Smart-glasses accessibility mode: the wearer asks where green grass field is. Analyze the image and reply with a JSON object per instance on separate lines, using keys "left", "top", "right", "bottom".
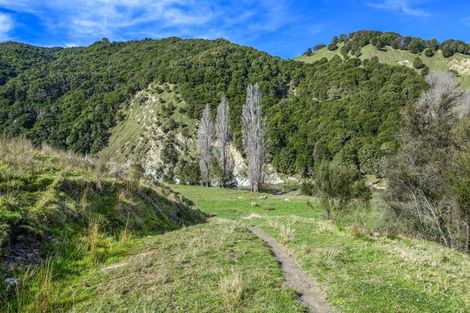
{"left": 171, "top": 185, "right": 470, "bottom": 313}
{"left": 5, "top": 180, "right": 469, "bottom": 312}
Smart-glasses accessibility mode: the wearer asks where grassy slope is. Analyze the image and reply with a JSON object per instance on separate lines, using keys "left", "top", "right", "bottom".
{"left": 297, "top": 44, "right": 470, "bottom": 88}
{"left": 53, "top": 220, "right": 305, "bottom": 312}
{"left": 100, "top": 83, "right": 193, "bottom": 158}
{"left": 100, "top": 82, "right": 197, "bottom": 172}
{"left": 172, "top": 185, "right": 470, "bottom": 313}
{"left": 0, "top": 138, "right": 205, "bottom": 311}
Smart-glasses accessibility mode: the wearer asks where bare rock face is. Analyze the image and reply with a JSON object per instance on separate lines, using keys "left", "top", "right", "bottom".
{"left": 448, "top": 58, "right": 470, "bottom": 75}
{"left": 230, "top": 146, "right": 294, "bottom": 187}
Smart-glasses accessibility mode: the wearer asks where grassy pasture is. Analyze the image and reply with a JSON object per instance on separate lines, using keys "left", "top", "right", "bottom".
{"left": 173, "top": 185, "right": 470, "bottom": 313}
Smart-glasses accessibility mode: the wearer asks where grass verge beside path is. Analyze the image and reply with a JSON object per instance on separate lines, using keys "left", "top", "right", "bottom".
{"left": 172, "top": 185, "right": 470, "bottom": 313}
{"left": 51, "top": 219, "right": 305, "bottom": 312}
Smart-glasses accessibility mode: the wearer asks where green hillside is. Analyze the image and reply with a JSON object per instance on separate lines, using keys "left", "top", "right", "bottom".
{"left": 299, "top": 31, "right": 470, "bottom": 88}
{"left": 0, "top": 136, "right": 205, "bottom": 293}
{"left": 0, "top": 38, "right": 425, "bottom": 178}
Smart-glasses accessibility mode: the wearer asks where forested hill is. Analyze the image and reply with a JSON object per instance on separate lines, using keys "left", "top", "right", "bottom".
{"left": 299, "top": 30, "right": 470, "bottom": 88}
{"left": 0, "top": 42, "right": 59, "bottom": 85}
{"left": 0, "top": 37, "right": 426, "bottom": 177}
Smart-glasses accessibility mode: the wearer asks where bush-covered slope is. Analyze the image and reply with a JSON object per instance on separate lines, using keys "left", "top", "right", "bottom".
{"left": 268, "top": 56, "right": 426, "bottom": 175}
{"left": 0, "top": 37, "right": 426, "bottom": 176}
{"left": 299, "top": 31, "right": 470, "bottom": 88}
{"left": 0, "top": 136, "right": 205, "bottom": 272}
{"left": 0, "top": 42, "right": 59, "bottom": 86}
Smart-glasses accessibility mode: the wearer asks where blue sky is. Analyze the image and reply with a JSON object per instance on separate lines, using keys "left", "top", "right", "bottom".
{"left": 0, "top": 0, "right": 469, "bottom": 58}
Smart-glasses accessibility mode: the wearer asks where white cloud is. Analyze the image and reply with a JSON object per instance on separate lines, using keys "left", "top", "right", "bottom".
{"left": 0, "top": 13, "right": 14, "bottom": 41}
{"left": 367, "top": 0, "right": 430, "bottom": 17}
{"left": 0, "top": 0, "right": 292, "bottom": 44}
{"left": 65, "top": 42, "right": 79, "bottom": 47}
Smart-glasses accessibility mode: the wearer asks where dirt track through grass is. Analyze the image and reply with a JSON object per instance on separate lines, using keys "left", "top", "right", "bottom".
{"left": 249, "top": 226, "right": 335, "bottom": 313}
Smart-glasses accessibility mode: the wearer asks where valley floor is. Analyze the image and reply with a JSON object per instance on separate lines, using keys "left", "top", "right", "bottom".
{"left": 22, "top": 185, "right": 470, "bottom": 312}
{"left": 171, "top": 186, "right": 470, "bottom": 313}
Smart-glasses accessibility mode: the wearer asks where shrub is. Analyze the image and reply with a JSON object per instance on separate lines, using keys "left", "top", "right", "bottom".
{"left": 447, "top": 114, "right": 470, "bottom": 252}
{"left": 313, "top": 161, "right": 371, "bottom": 219}
{"left": 424, "top": 48, "right": 435, "bottom": 57}
{"left": 210, "top": 159, "right": 237, "bottom": 188}
{"left": 421, "top": 66, "right": 430, "bottom": 76}
{"left": 413, "top": 57, "right": 425, "bottom": 69}
{"left": 327, "top": 43, "right": 338, "bottom": 51}
{"left": 176, "top": 158, "right": 201, "bottom": 185}
{"left": 300, "top": 180, "right": 315, "bottom": 196}
{"left": 384, "top": 72, "right": 470, "bottom": 251}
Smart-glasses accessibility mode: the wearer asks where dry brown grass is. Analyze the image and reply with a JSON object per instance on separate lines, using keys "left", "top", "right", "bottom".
{"left": 280, "top": 224, "right": 296, "bottom": 243}
{"left": 119, "top": 215, "right": 133, "bottom": 242}
{"left": 349, "top": 223, "right": 370, "bottom": 240}
{"left": 219, "top": 268, "right": 244, "bottom": 310}
{"left": 79, "top": 184, "right": 92, "bottom": 210}
{"left": 88, "top": 219, "right": 100, "bottom": 262}
{"left": 0, "top": 136, "right": 138, "bottom": 185}
{"left": 317, "top": 247, "right": 344, "bottom": 268}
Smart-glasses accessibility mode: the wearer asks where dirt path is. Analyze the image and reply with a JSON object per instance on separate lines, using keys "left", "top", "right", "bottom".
{"left": 249, "top": 227, "right": 336, "bottom": 313}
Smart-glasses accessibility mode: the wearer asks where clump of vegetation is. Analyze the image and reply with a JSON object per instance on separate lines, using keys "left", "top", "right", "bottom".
{"left": 424, "top": 48, "right": 435, "bottom": 57}
{"left": 384, "top": 72, "right": 470, "bottom": 251}
{"left": 176, "top": 157, "right": 201, "bottom": 185}
{"left": 310, "top": 161, "right": 371, "bottom": 219}
{"left": 413, "top": 56, "right": 425, "bottom": 69}
{"left": 219, "top": 268, "right": 245, "bottom": 310}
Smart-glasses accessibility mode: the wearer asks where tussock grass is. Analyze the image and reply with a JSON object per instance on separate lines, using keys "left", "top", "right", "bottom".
{"left": 88, "top": 219, "right": 100, "bottom": 263}
{"left": 219, "top": 268, "right": 244, "bottom": 310}
{"left": 119, "top": 215, "right": 132, "bottom": 243}
{"left": 280, "top": 224, "right": 296, "bottom": 243}
{"left": 9, "top": 259, "right": 54, "bottom": 313}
